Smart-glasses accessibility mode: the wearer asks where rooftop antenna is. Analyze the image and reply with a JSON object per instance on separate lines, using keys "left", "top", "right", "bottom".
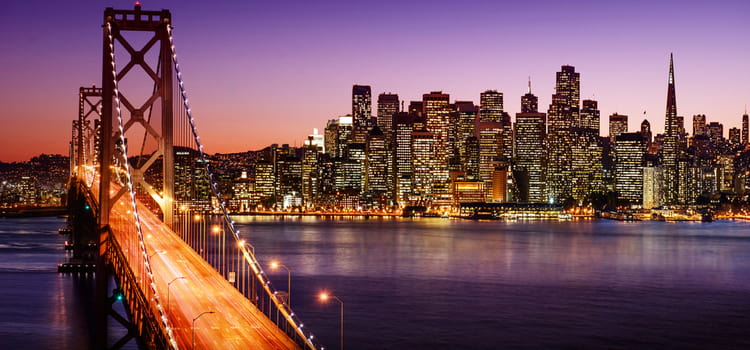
{"left": 527, "top": 76, "right": 531, "bottom": 94}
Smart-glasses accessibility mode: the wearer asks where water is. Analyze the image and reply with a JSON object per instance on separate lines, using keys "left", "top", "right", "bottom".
{"left": 1, "top": 217, "right": 749, "bottom": 349}
{"left": 0, "top": 217, "right": 132, "bottom": 350}
{"left": 237, "top": 217, "right": 750, "bottom": 350}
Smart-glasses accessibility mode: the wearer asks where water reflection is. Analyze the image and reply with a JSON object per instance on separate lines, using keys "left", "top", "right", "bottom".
{"left": 238, "top": 217, "right": 750, "bottom": 349}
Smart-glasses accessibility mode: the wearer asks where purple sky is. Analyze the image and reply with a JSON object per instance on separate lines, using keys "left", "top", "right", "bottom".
{"left": 1, "top": 0, "right": 748, "bottom": 161}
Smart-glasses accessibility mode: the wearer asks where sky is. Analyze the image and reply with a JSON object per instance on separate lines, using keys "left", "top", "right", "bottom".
{"left": 0, "top": 0, "right": 749, "bottom": 161}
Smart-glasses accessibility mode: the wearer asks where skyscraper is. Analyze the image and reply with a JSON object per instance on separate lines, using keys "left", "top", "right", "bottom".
{"left": 477, "top": 120, "right": 503, "bottom": 201}
{"left": 692, "top": 114, "right": 707, "bottom": 137}
{"left": 454, "top": 101, "right": 478, "bottom": 166}
{"left": 662, "top": 53, "right": 680, "bottom": 204}
{"left": 393, "top": 112, "right": 415, "bottom": 205}
{"left": 422, "top": 91, "right": 451, "bottom": 186}
{"left": 546, "top": 65, "right": 580, "bottom": 203}
{"left": 301, "top": 137, "right": 319, "bottom": 206}
{"left": 609, "top": 113, "right": 628, "bottom": 140}
{"left": 352, "top": 85, "right": 372, "bottom": 128}
{"left": 411, "top": 127, "right": 435, "bottom": 200}
{"left": 521, "top": 78, "right": 538, "bottom": 113}
{"left": 614, "top": 132, "right": 646, "bottom": 205}
{"left": 729, "top": 127, "right": 741, "bottom": 146}
{"left": 515, "top": 108, "right": 547, "bottom": 203}
{"left": 641, "top": 119, "right": 652, "bottom": 146}
{"left": 742, "top": 109, "right": 749, "bottom": 145}
{"left": 377, "top": 93, "right": 399, "bottom": 200}
{"left": 365, "top": 126, "right": 388, "bottom": 194}
{"left": 377, "top": 93, "right": 400, "bottom": 140}
{"left": 572, "top": 99, "right": 603, "bottom": 203}
{"left": 479, "top": 90, "right": 504, "bottom": 122}
{"left": 707, "top": 121, "right": 724, "bottom": 147}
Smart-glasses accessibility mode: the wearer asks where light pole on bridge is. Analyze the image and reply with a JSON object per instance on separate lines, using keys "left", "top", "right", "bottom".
{"left": 192, "top": 311, "right": 214, "bottom": 350}
{"left": 320, "top": 292, "right": 344, "bottom": 350}
{"left": 270, "top": 261, "right": 292, "bottom": 307}
{"left": 167, "top": 276, "right": 186, "bottom": 314}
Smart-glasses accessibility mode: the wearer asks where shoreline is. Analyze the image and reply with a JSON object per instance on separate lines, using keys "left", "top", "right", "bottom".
{"left": 0, "top": 207, "right": 67, "bottom": 218}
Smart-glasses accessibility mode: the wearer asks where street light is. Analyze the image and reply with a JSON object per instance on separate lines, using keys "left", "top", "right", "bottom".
{"left": 270, "top": 261, "right": 291, "bottom": 307}
{"left": 192, "top": 311, "right": 214, "bottom": 350}
{"left": 319, "top": 292, "right": 344, "bottom": 350}
{"left": 167, "top": 276, "right": 186, "bottom": 314}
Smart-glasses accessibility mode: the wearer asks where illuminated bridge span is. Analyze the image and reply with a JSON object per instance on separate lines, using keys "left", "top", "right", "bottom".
{"left": 66, "top": 4, "right": 321, "bottom": 349}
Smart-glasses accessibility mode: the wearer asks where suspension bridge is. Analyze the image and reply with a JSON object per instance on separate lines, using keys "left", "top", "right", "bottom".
{"left": 64, "top": 4, "right": 322, "bottom": 349}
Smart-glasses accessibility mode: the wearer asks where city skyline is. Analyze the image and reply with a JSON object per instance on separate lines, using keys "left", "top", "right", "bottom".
{"left": 1, "top": 0, "right": 749, "bottom": 161}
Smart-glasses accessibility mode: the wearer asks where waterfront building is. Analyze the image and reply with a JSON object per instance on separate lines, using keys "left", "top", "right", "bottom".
{"left": 393, "top": 112, "right": 415, "bottom": 205}
{"left": 411, "top": 127, "right": 435, "bottom": 201}
{"left": 365, "top": 126, "right": 388, "bottom": 194}
{"left": 642, "top": 166, "right": 662, "bottom": 209}
{"left": 546, "top": 65, "right": 579, "bottom": 203}
{"left": 477, "top": 120, "right": 503, "bottom": 200}
{"left": 464, "top": 136, "right": 480, "bottom": 182}
{"left": 230, "top": 171, "right": 254, "bottom": 212}
{"left": 377, "top": 93, "right": 399, "bottom": 201}
{"left": 514, "top": 109, "right": 547, "bottom": 203}
{"left": 175, "top": 148, "right": 210, "bottom": 206}
{"left": 255, "top": 161, "right": 275, "bottom": 205}
{"left": 301, "top": 137, "right": 319, "bottom": 206}
{"left": 491, "top": 169, "right": 510, "bottom": 202}
{"left": 276, "top": 154, "right": 302, "bottom": 208}
{"left": 452, "top": 181, "right": 485, "bottom": 206}
{"left": 455, "top": 101, "right": 478, "bottom": 166}
{"left": 614, "top": 132, "right": 646, "bottom": 206}
{"left": 572, "top": 100, "right": 604, "bottom": 203}
{"left": 317, "top": 154, "right": 336, "bottom": 197}
{"left": 346, "top": 143, "right": 365, "bottom": 192}
{"left": 423, "top": 91, "right": 451, "bottom": 184}
{"left": 479, "top": 90, "right": 512, "bottom": 168}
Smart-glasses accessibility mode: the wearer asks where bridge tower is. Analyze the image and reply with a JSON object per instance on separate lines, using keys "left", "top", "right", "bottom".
{"left": 99, "top": 4, "right": 174, "bottom": 229}
{"left": 98, "top": 5, "right": 174, "bottom": 348}
{"left": 73, "top": 86, "right": 101, "bottom": 178}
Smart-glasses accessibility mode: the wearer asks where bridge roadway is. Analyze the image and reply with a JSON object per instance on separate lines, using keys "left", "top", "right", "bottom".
{"left": 106, "top": 190, "right": 301, "bottom": 349}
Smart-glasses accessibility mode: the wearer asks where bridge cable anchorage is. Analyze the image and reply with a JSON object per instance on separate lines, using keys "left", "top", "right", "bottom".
{"left": 106, "top": 22, "right": 180, "bottom": 350}
{"left": 166, "top": 24, "right": 319, "bottom": 349}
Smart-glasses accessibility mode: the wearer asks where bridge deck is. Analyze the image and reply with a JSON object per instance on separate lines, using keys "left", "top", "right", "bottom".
{"left": 109, "top": 196, "right": 300, "bottom": 349}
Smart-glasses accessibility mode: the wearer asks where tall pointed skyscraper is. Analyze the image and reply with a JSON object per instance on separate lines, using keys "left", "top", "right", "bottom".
{"left": 662, "top": 53, "right": 679, "bottom": 204}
